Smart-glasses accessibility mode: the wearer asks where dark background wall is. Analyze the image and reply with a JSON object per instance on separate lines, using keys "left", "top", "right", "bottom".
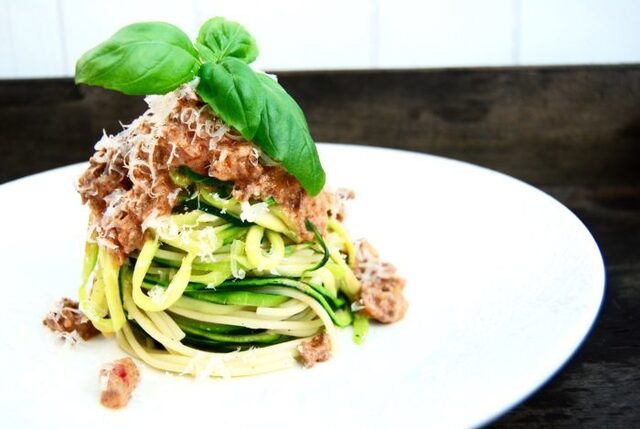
{"left": 2, "top": 67, "right": 639, "bottom": 188}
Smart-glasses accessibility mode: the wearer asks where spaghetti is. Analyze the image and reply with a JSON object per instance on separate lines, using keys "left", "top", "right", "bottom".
{"left": 79, "top": 176, "right": 364, "bottom": 375}
{"left": 71, "top": 17, "right": 407, "bottom": 378}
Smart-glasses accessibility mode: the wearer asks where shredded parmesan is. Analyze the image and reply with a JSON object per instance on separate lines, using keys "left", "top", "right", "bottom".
{"left": 209, "top": 125, "right": 229, "bottom": 150}
{"left": 145, "top": 91, "right": 180, "bottom": 125}
{"left": 56, "top": 329, "right": 83, "bottom": 346}
{"left": 96, "top": 235, "right": 119, "bottom": 251}
{"left": 354, "top": 239, "right": 394, "bottom": 284}
{"left": 141, "top": 209, "right": 161, "bottom": 231}
{"left": 351, "top": 301, "right": 366, "bottom": 312}
{"left": 148, "top": 286, "right": 166, "bottom": 305}
{"left": 239, "top": 201, "right": 269, "bottom": 222}
{"left": 99, "top": 364, "right": 113, "bottom": 391}
{"left": 187, "top": 76, "right": 200, "bottom": 89}
{"left": 102, "top": 188, "right": 126, "bottom": 228}
{"left": 257, "top": 148, "right": 280, "bottom": 167}
{"left": 79, "top": 82, "right": 301, "bottom": 256}
{"left": 167, "top": 188, "right": 182, "bottom": 205}
{"left": 180, "top": 351, "right": 205, "bottom": 376}
{"left": 94, "top": 131, "right": 115, "bottom": 152}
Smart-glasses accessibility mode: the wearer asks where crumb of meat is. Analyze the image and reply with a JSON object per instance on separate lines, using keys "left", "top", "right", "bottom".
{"left": 354, "top": 240, "right": 408, "bottom": 323}
{"left": 327, "top": 187, "right": 355, "bottom": 222}
{"left": 77, "top": 84, "right": 337, "bottom": 256}
{"left": 43, "top": 297, "right": 100, "bottom": 342}
{"left": 99, "top": 357, "right": 140, "bottom": 409}
{"left": 298, "top": 332, "right": 331, "bottom": 368}
{"left": 209, "top": 140, "right": 263, "bottom": 181}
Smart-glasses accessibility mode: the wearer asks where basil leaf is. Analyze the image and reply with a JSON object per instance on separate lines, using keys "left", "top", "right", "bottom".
{"left": 196, "top": 17, "right": 258, "bottom": 64}
{"left": 196, "top": 58, "right": 265, "bottom": 140}
{"left": 254, "top": 74, "right": 326, "bottom": 196}
{"left": 76, "top": 22, "right": 200, "bottom": 95}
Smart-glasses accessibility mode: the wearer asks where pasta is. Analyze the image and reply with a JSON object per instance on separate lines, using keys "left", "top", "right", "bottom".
{"left": 79, "top": 191, "right": 361, "bottom": 376}
{"left": 68, "top": 16, "right": 407, "bottom": 379}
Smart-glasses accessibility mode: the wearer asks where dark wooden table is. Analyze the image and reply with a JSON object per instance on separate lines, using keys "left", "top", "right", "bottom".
{"left": 1, "top": 66, "right": 638, "bottom": 427}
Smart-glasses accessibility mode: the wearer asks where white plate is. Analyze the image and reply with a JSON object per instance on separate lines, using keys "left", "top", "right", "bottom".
{"left": 0, "top": 144, "right": 604, "bottom": 428}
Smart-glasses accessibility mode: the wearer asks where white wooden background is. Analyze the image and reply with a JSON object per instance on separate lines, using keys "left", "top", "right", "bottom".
{"left": 1, "top": 0, "right": 639, "bottom": 78}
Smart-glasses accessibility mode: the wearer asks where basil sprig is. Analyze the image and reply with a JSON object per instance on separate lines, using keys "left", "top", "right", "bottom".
{"left": 197, "top": 58, "right": 265, "bottom": 140}
{"left": 75, "top": 17, "right": 325, "bottom": 196}
{"left": 255, "top": 74, "right": 325, "bottom": 193}
{"left": 195, "top": 17, "right": 259, "bottom": 64}
{"left": 76, "top": 22, "right": 200, "bottom": 95}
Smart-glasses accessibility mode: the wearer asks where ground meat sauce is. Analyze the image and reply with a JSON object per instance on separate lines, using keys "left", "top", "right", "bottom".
{"left": 99, "top": 357, "right": 140, "bottom": 409}
{"left": 72, "top": 85, "right": 407, "bottom": 376}
{"left": 354, "top": 240, "right": 408, "bottom": 323}
{"left": 327, "top": 188, "right": 355, "bottom": 222}
{"left": 298, "top": 332, "right": 331, "bottom": 367}
{"left": 77, "top": 84, "right": 333, "bottom": 257}
{"left": 43, "top": 297, "right": 100, "bottom": 341}
{"left": 209, "top": 140, "right": 263, "bottom": 181}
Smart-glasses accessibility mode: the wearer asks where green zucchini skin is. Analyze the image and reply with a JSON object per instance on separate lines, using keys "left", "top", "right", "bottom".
{"left": 192, "top": 277, "right": 353, "bottom": 327}
{"left": 303, "top": 219, "right": 330, "bottom": 272}
{"left": 170, "top": 165, "right": 232, "bottom": 195}
{"left": 179, "top": 324, "right": 285, "bottom": 344}
{"left": 120, "top": 182, "right": 371, "bottom": 354}
{"left": 185, "top": 290, "right": 289, "bottom": 307}
{"left": 173, "top": 312, "right": 291, "bottom": 350}
{"left": 177, "top": 196, "right": 248, "bottom": 226}
{"left": 180, "top": 336, "right": 289, "bottom": 352}
{"left": 170, "top": 314, "right": 256, "bottom": 335}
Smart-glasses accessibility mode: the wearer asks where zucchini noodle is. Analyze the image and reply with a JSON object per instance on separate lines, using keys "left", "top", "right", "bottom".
{"left": 70, "top": 62, "right": 408, "bottom": 382}
{"left": 246, "top": 226, "right": 285, "bottom": 270}
{"left": 81, "top": 180, "right": 365, "bottom": 376}
{"left": 79, "top": 186, "right": 364, "bottom": 377}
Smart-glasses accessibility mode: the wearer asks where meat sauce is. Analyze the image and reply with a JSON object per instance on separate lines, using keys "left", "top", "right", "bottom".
{"left": 99, "top": 357, "right": 140, "bottom": 409}
{"left": 42, "top": 298, "right": 100, "bottom": 341}
{"left": 354, "top": 240, "right": 408, "bottom": 323}
{"left": 298, "top": 332, "right": 331, "bottom": 367}
{"left": 77, "top": 85, "right": 333, "bottom": 259}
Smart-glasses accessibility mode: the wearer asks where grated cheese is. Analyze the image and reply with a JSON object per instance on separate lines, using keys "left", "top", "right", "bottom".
{"left": 96, "top": 236, "right": 119, "bottom": 251}
{"left": 80, "top": 83, "right": 279, "bottom": 255}
{"left": 187, "top": 76, "right": 200, "bottom": 89}
{"left": 49, "top": 326, "right": 83, "bottom": 346}
{"left": 148, "top": 286, "right": 166, "bottom": 305}
{"left": 99, "top": 364, "right": 113, "bottom": 391}
{"left": 209, "top": 124, "right": 229, "bottom": 150}
{"left": 141, "top": 208, "right": 162, "bottom": 231}
{"left": 354, "top": 239, "right": 394, "bottom": 284}
{"left": 350, "top": 301, "right": 366, "bottom": 312}
{"left": 103, "top": 188, "right": 126, "bottom": 223}
{"left": 145, "top": 91, "right": 180, "bottom": 125}
{"left": 257, "top": 148, "right": 280, "bottom": 167}
{"left": 239, "top": 201, "right": 269, "bottom": 222}
{"left": 167, "top": 188, "right": 182, "bottom": 205}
